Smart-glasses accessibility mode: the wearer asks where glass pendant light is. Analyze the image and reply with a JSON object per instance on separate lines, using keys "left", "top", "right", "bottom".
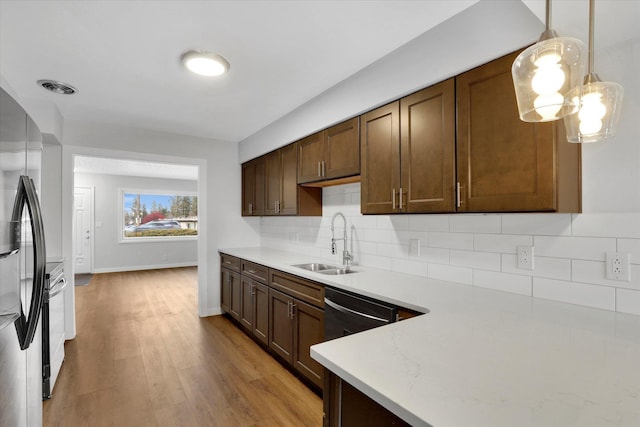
{"left": 512, "top": 0, "right": 585, "bottom": 122}
{"left": 563, "top": 0, "right": 623, "bottom": 143}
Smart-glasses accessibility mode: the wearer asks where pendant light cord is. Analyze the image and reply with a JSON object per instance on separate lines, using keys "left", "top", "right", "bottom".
{"left": 545, "top": 0, "right": 551, "bottom": 31}
{"left": 588, "top": 0, "right": 595, "bottom": 75}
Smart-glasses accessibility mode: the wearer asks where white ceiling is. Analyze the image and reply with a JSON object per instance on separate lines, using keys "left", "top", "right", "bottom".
{"left": 74, "top": 156, "right": 198, "bottom": 180}
{"left": 0, "top": 0, "right": 478, "bottom": 143}
{"left": 1, "top": 1, "right": 638, "bottom": 146}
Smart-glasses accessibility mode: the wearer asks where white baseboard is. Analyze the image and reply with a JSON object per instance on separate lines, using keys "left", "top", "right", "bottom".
{"left": 92, "top": 262, "right": 197, "bottom": 274}
{"left": 201, "top": 307, "right": 222, "bottom": 317}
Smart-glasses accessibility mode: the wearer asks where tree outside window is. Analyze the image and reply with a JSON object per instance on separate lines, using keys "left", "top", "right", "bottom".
{"left": 122, "top": 191, "right": 198, "bottom": 239}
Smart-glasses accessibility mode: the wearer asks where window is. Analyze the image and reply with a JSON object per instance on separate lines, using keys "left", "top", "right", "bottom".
{"left": 120, "top": 190, "right": 198, "bottom": 241}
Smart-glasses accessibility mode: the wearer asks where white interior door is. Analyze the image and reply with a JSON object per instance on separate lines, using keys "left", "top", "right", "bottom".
{"left": 73, "top": 187, "right": 93, "bottom": 274}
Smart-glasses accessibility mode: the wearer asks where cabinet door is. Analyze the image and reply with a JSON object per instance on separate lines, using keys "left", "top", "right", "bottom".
{"left": 264, "top": 150, "right": 281, "bottom": 215}
{"left": 279, "top": 143, "right": 298, "bottom": 215}
{"left": 240, "top": 276, "right": 254, "bottom": 330}
{"left": 229, "top": 270, "right": 241, "bottom": 321}
{"left": 324, "top": 117, "right": 360, "bottom": 180}
{"left": 456, "top": 50, "right": 557, "bottom": 212}
{"left": 293, "top": 299, "right": 324, "bottom": 388}
{"left": 253, "top": 282, "right": 269, "bottom": 346}
{"left": 400, "top": 79, "right": 456, "bottom": 213}
{"left": 220, "top": 268, "right": 231, "bottom": 313}
{"left": 241, "top": 161, "right": 255, "bottom": 216}
{"left": 268, "top": 288, "right": 293, "bottom": 363}
{"left": 297, "top": 132, "right": 324, "bottom": 184}
{"left": 361, "top": 102, "right": 400, "bottom": 214}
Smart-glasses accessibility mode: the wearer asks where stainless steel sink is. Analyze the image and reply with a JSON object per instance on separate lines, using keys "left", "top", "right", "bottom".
{"left": 292, "top": 263, "right": 357, "bottom": 275}
{"left": 292, "top": 263, "right": 336, "bottom": 272}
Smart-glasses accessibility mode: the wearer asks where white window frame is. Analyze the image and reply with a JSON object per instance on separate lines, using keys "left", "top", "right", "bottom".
{"left": 118, "top": 188, "right": 198, "bottom": 243}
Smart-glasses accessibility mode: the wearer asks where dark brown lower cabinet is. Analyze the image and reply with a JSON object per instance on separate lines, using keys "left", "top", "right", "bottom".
{"left": 269, "top": 287, "right": 324, "bottom": 389}
{"left": 240, "top": 276, "right": 270, "bottom": 346}
{"left": 252, "top": 281, "right": 269, "bottom": 346}
{"left": 293, "top": 299, "right": 324, "bottom": 388}
{"left": 221, "top": 267, "right": 240, "bottom": 322}
{"left": 269, "top": 287, "right": 294, "bottom": 362}
{"left": 324, "top": 370, "right": 410, "bottom": 427}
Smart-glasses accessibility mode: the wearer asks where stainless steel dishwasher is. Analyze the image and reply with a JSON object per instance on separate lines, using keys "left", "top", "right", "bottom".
{"left": 324, "top": 287, "right": 397, "bottom": 340}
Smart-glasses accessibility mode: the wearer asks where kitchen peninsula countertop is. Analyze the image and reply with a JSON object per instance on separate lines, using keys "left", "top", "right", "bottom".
{"left": 219, "top": 247, "right": 640, "bottom": 426}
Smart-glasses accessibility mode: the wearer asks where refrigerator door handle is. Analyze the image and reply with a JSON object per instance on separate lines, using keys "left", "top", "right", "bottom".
{"left": 12, "top": 176, "right": 46, "bottom": 350}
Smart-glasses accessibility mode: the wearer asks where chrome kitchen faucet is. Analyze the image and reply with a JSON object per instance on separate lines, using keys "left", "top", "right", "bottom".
{"left": 331, "top": 212, "right": 352, "bottom": 266}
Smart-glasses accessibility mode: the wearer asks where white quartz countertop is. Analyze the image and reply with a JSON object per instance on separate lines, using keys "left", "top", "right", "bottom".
{"left": 219, "top": 247, "right": 640, "bottom": 427}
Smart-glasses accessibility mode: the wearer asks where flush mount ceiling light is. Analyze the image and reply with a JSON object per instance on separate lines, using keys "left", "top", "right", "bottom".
{"left": 511, "top": 0, "right": 584, "bottom": 122}
{"left": 37, "top": 79, "right": 77, "bottom": 95}
{"left": 563, "top": 0, "right": 623, "bottom": 143}
{"left": 181, "top": 50, "right": 230, "bottom": 77}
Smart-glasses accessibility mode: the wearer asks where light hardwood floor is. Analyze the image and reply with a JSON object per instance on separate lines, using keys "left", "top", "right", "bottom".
{"left": 43, "top": 267, "right": 322, "bottom": 427}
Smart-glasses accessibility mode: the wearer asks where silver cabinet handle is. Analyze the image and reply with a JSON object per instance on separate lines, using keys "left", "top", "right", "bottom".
{"left": 321, "top": 161, "right": 325, "bottom": 177}
{"left": 399, "top": 187, "right": 403, "bottom": 210}
{"left": 392, "top": 188, "right": 396, "bottom": 210}
{"left": 248, "top": 203, "right": 253, "bottom": 215}
{"left": 318, "top": 161, "right": 321, "bottom": 177}
{"left": 456, "top": 182, "right": 461, "bottom": 208}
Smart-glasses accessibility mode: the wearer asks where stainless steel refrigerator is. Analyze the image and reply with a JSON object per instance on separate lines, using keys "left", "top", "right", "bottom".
{"left": 0, "top": 87, "right": 46, "bottom": 427}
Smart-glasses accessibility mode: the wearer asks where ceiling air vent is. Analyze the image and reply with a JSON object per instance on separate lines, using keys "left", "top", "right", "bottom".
{"left": 37, "top": 80, "right": 77, "bottom": 95}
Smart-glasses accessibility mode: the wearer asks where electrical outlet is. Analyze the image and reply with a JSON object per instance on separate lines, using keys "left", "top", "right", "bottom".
{"left": 606, "top": 252, "right": 631, "bottom": 281}
{"left": 517, "top": 246, "right": 534, "bottom": 270}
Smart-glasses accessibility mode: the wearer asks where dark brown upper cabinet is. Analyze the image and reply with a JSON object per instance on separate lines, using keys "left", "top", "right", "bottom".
{"left": 361, "top": 79, "right": 456, "bottom": 214}
{"left": 241, "top": 157, "right": 265, "bottom": 216}
{"left": 360, "top": 102, "right": 400, "bottom": 214}
{"left": 400, "top": 79, "right": 456, "bottom": 213}
{"left": 297, "top": 117, "right": 360, "bottom": 185}
{"left": 264, "top": 144, "right": 322, "bottom": 216}
{"left": 456, "top": 50, "right": 581, "bottom": 213}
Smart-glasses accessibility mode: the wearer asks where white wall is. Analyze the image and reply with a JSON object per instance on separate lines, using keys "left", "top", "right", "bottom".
{"left": 74, "top": 172, "right": 198, "bottom": 273}
{"left": 61, "top": 124, "right": 261, "bottom": 328}
{"left": 41, "top": 143, "right": 63, "bottom": 261}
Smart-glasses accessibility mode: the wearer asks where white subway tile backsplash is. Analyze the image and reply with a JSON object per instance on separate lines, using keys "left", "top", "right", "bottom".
{"left": 258, "top": 183, "right": 640, "bottom": 317}
{"left": 450, "top": 214, "right": 501, "bottom": 234}
{"left": 616, "top": 288, "right": 640, "bottom": 315}
{"left": 618, "top": 239, "right": 640, "bottom": 265}
{"left": 535, "top": 236, "right": 615, "bottom": 261}
{"left": 533, "top": 278, "right": 616, "bottom": 311}
{"left": 360, "top": 228, "right": 395, "bottom": 243}
{"left": 377, "top": 242, "right": 408, "bottom": 259}
{"left": 474, "top": 234, "right": 532, "bottom": 254}
{"left": 358, "top": 253, "right": 392, "bottom": 270}
{"left": 428, "top": 264, "right": 473, "bottom": 285}
{"left": 501, "top": 213, "right": 572, "bottom": 236}
{"left": 428, "top": 232, "right": 474, "bottom": 250}
{"left": 571, "top": 260, "right": 640, "bottom": 290}
{"left": 415, "top": 247, "right": 450, "bottom": 265}
{"left": 501, "top": 254, "right": 571, "bottom": 281}
{"left": 391, "top": 258, "right": 428, "bottom": 277}
{"left": 474, "top": 270, "right": 532, "bottom": 296}
{"left": 408, "top": 215, "right": 450, "bottom": 232}
{"left": 571, "top": 213, "right": 640, "bottom": 238}
{"left": 451, "top": 250, "right": 501, "bottom": 271}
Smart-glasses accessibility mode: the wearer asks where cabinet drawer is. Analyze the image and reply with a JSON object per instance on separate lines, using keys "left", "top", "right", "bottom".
{"left": 269, "top": 270, "right": 324, "bottom": 309}
{"left": 241, "top": 260, "right": 268, "bottom": 283}
{"left": 220, "top": 253, "right": 240, "bottom": 272}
